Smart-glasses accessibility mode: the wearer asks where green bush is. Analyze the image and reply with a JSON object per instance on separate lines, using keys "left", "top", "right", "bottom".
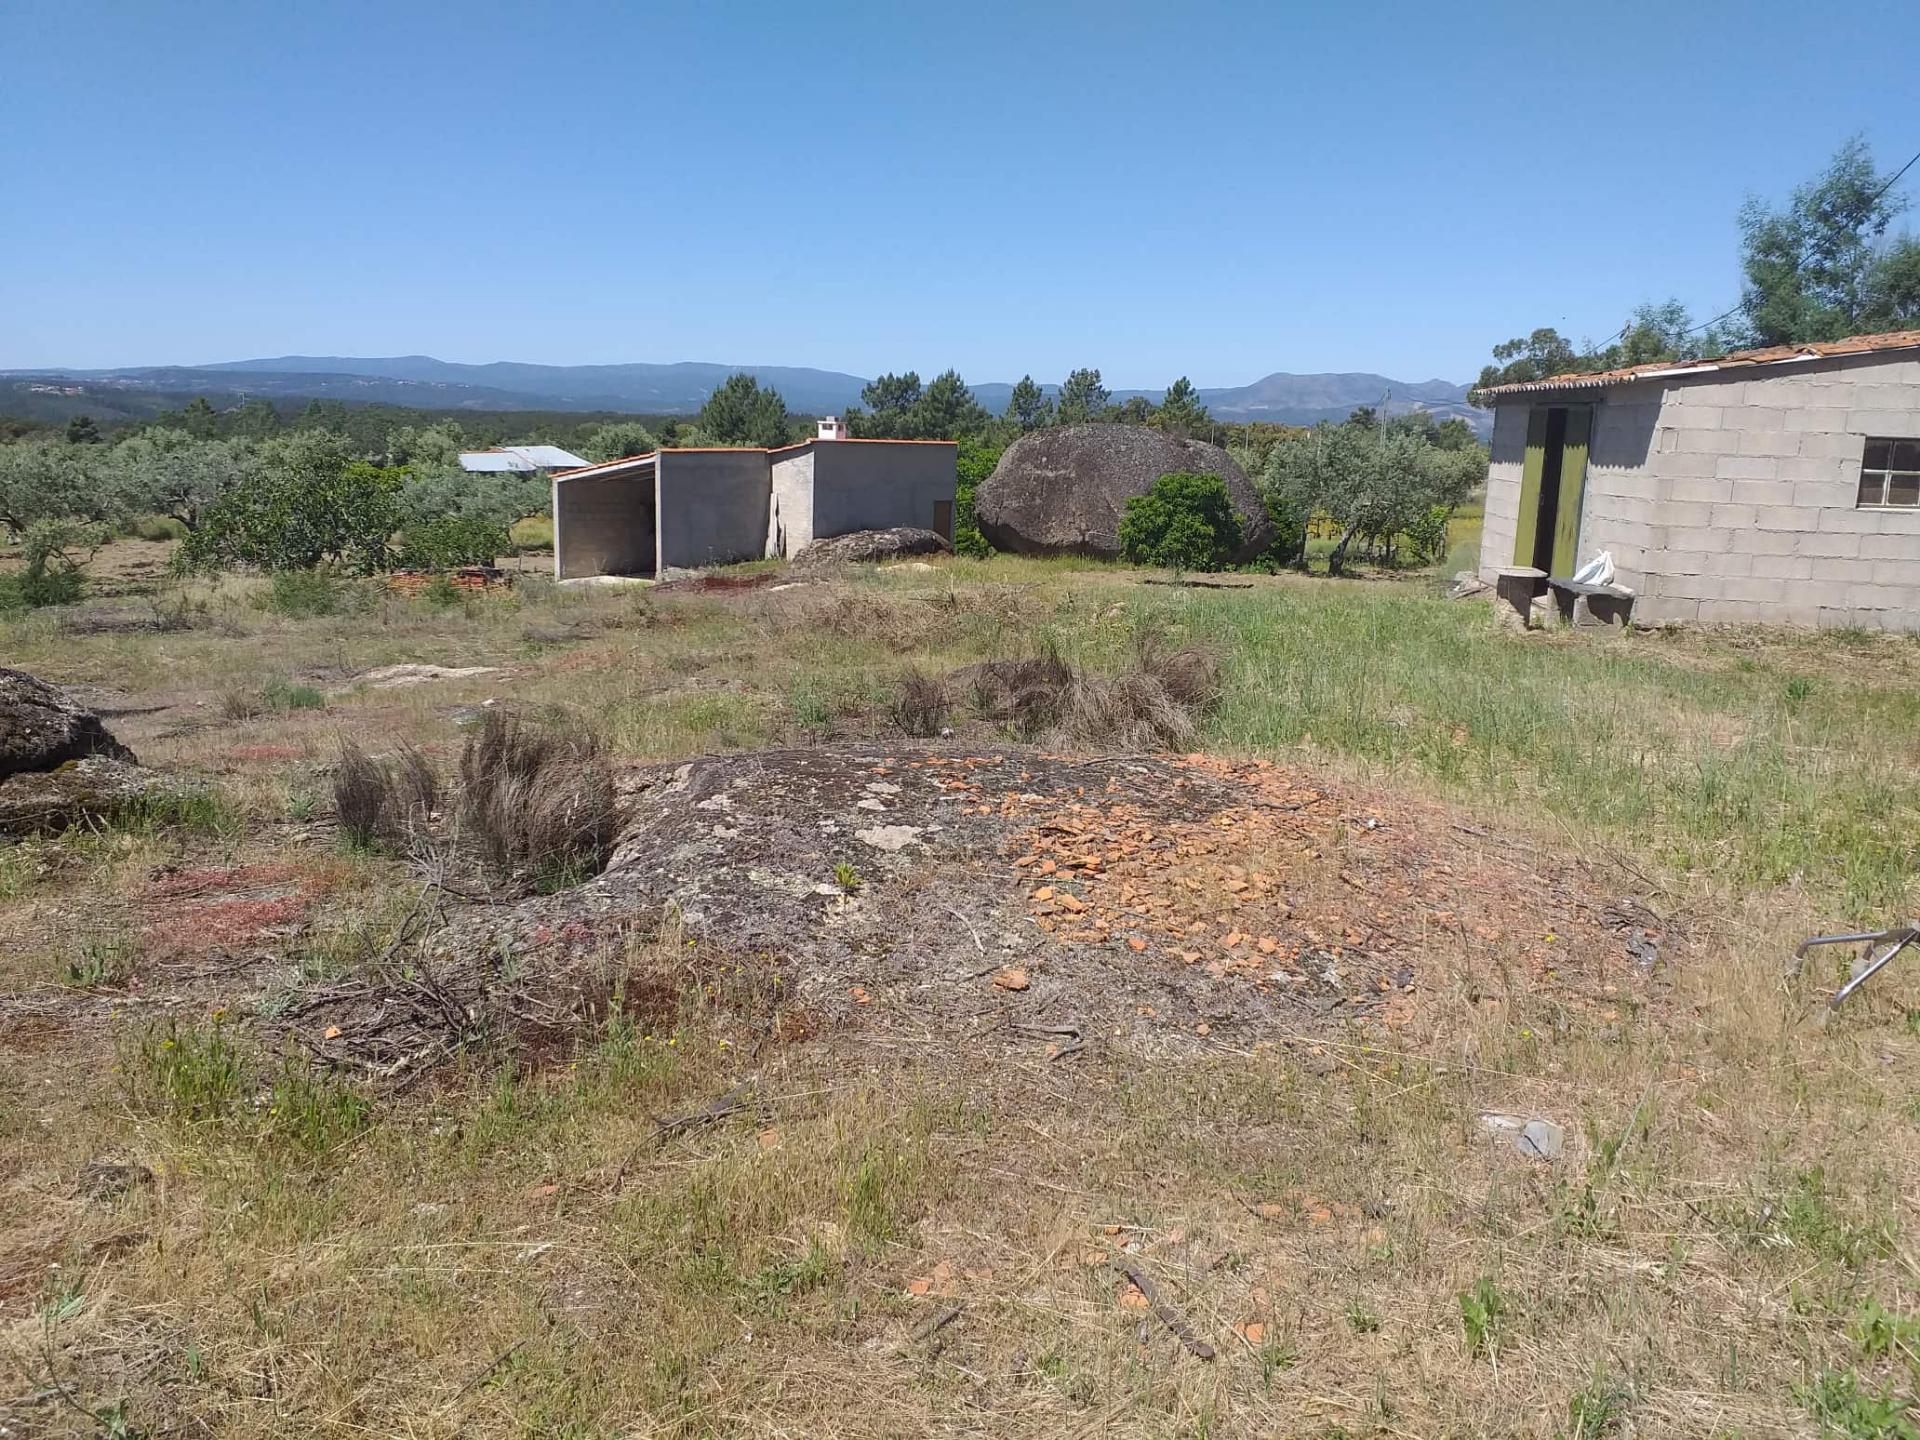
{"left": 260, "top": 568, "right": 343, "bottom": 617}
{"left": 124, "top": 514, "right": 189, "bottom": 542}
{"left": 953, "top": 436, "right": 1000, "bottom": 558}
{"left": 176, "top": 433, "right": 402, "bottom": 574}
{"left": 1118, "top": 471, "right": 1243, "bottom": 573}
{"left": 0, "top": 562, "right": 83, "bottom": 613}
{"left": 395, "top": 513, "right": 508, "bottom": 571}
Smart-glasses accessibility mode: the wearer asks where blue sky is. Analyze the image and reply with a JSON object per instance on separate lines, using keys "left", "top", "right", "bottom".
{"left": 4, "top": 0, "right": 1918, "bottom": 386}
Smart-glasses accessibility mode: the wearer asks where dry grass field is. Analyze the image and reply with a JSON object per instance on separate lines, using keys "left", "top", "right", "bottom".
{"left": 4, "top": 543, "right": 1920, "bottom": 1438}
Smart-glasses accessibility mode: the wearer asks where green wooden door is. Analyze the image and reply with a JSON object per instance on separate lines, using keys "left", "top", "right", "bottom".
{"left": 1549, "top": 407, "right": 1591, "bottom": 575}
{"left": 1512, "top": 408, "right": 1550, "bottom": 566}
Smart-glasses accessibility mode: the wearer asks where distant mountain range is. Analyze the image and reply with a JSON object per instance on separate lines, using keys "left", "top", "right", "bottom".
{"left": 2, "top": 355, "right": 1487, "bottom": 435}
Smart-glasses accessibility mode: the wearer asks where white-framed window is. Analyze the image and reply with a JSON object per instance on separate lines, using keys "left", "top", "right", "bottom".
{"left": 1858, "top": 437, "right": 1920, "bottom": 508}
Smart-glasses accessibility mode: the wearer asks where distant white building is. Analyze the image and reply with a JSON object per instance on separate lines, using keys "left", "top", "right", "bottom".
{"left": 458, "top": 445, "right": 588, "bottom": 474}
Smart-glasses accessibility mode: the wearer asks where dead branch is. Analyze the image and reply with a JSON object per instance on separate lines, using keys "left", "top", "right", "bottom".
{"left": 653, "top": 1079, "right": 757, "bottom": 1142}
{"left": 1110, "top": 1258, "right": 1214, "bottom": 1360}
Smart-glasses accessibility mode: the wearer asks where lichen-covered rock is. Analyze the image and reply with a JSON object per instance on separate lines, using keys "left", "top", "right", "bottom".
{"left": 975, "top": 424, "right": 1272, "bottom": 562}
{"left": 0, "top": 667, "right": 136, "bottom": 779}
{"left": 793, "top": 527, "right": 951, "bottom": 568}
{"left": 0, "top": 756, "right": 172, "bottom": 835}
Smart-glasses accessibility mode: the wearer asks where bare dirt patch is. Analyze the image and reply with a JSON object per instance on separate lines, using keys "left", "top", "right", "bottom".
{"left": 287, "top": 744, "right": 1678, "bottom": 1076}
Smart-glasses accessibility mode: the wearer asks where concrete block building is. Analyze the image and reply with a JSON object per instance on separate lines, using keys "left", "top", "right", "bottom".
{"left": 1477, "top": 329, "right": 1920, "bottom": 628}
{"left": 552, "top": 419, "right": 956, "bottom": 579}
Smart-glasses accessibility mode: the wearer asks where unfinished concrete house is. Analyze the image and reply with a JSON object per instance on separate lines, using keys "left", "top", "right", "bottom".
{"left": 1477, "top": 329, "right": 1920, "bottom": 628}
{"left": 552, "top": 419, "right": 957, "bottom": 578}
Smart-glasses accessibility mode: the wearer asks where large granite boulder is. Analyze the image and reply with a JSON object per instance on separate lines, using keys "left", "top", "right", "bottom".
{"left": 0, "top": 667, "right": 136, "bottom": 779}
{"left": 0, "top": 756, "right": 175, "bottom": 836}
{"left": 793, "top": 527, "right": 951, "bottom": 569}
{"left": 975, "top": 425, "right": 1272, "bottom": 562}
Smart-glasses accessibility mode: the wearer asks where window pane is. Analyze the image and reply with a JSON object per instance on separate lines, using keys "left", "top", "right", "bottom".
{"left": 1859, "top": 470, "right": 1888, "bottom": 506}
{"left": 1894, "top": 440, "right": 1920, "bottom": 472}
{"left": 1865, "top": 438, "right": 1893, "bottom": 470}
{"left": 1891, "top": 472, "right": 1920, "bottom": 507}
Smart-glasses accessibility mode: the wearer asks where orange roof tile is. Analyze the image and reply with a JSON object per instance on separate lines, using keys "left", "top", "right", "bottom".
{"left": 1477, "top": 327, "right": 1920, "bottom": 398}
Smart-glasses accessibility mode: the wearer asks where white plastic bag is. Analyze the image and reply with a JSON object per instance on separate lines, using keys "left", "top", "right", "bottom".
{"left": 1570, "top": 550, "right": 1615, "bottom": 586}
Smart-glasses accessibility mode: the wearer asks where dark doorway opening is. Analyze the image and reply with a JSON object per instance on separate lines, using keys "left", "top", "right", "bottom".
{"left": 1531, "top": 408, "right": 1569, "bottom": 572}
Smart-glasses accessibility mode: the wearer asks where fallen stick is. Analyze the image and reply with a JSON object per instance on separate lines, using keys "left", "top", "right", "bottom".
{"left": 910, "top": 1303, "right": 964, "bottom": 1344}
{"left": 1110, "top": 1258, "right": 1214, "bottom": 1360}
{"left": 654, "top": 1079, "right": 757, "bottom": 1141}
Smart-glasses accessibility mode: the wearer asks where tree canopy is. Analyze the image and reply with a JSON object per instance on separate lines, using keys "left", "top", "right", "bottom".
{"left": 1738, "top": 137, "right": 1920, "bottom": 345}
{"left": 697, "top": 373, "right": 792, "bottom": 448}
{"left": 1475, "top": 138, "right": 1920, "bottom": 396}
{"left": 1055, "top": 368, "right": 1111, "bottom": 425}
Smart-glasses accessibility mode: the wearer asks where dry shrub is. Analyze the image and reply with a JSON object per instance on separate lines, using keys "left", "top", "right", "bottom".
{"left": 458, "top": 709, "right": 616, "bottom": 887}
{"left": 333, "top": 741, "right": 438, "bottom": 848}
{"left": 889, "top": 669, "right": 950, "bottom": 738}
{"left": 961, "top": 641, "right": 1219, "bottom": 750}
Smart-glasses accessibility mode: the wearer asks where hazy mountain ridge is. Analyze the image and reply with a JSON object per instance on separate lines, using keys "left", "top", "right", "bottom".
{"left": 3, "top": 357, "right": 1487, "bottom": 434}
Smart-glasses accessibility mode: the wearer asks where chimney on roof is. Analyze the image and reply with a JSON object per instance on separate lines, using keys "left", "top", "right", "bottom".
{"left": 817, "top": 415, "right": 850, "bottom": 441}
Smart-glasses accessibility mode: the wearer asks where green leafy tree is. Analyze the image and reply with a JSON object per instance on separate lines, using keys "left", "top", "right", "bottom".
{"left": 395, "top": 513, "right": 510, "bottom": 570}
{"left": 1153, "top": 377, "right": 1210, "bottom": 438}
{"left": 953, "top": 436, "right": 1001, "bottom": 558}
{"left": 65, "top": 414, "right": 101, "bottom": 445}
{"left": 911, "top": 370, "right": 990, "bottom": 440}
{"left": 1115, "top": 395, "right": 1155, "bottom": 424}
{"left": 176, "top": 431, "right": 401, "bottom": 573}
{"left": 0, "top": 438, "right": 114, "bottom": 537}
{"left": 1118, "top": 472, "right": 1243, "bottom": 573}
{"left": 852, "top": 372, "right": 922, "bottom": 437}
{"left": 1055, "top": 368, "right": 1111, "bottom": 424}
{"left": 180, "top": 396, "right": 220, "bottom": 439}
{"left": 1005, "top": 375, "right": 1052, "bottom": 431}
{"left": 1473, "top": 328, "right": 1581, "bottom": 396}
{"left": 108, "top": 428, "right": 248, "bottom": 531}
{"left": 384, "top": 421, "right": 465, "bottom": 468}
{"left": 231, "top": 398, "right": 281, "bottom": 438}
{"left": 1264, "top": 420, "right": 1485, "bottom": 575}
{"left": 698, "top": 372, "right": 791, "bottom": 447}
{"left": 580, "top": 420, "right": 657, "bottom": 462}
{"left": 1739, "top": 137, "right": 1920, "bottom": 344}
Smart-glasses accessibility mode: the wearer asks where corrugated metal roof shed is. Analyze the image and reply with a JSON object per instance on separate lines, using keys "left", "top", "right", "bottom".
{"left": 458, "top": 445, "right": 589, "bottom": 473}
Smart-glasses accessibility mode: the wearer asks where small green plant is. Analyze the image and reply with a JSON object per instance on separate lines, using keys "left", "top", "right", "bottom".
{"left": 261, "top": 677, "right": 325, "bottom": 711}
{"left": 420, "top": 572, "right": 461, "bottom": 608}
{"left": 62, "top": 935, "right": 135, "bottom": 990}
{"left": 1459, "top": 1275, "right": 1507, "bottom": 1358}
{"left": 265, "top": 1059, "right": 372, "bottom": 1156}
{"left": 1257, "top": 1337, "right": 1300, "bottom": 1389}
{"left": 1786, "top": 674, "right": 1816, "bottom": 704}
{"left": 742, "top": 1239, "right": 835, "bottom": 1314}
{"left": 844, "top": 1139, "right": 917, "bottom": 1253}
{"left": 833, "top": 861, "right": 862, "bottom": 893}
{"left": 260, "top": 567, "right": 344, "bottom": 617}
{"left": 1345, "top": 1302, "right": 1380, "bottom": 1333}
{"left": 1853, "top": 1300, "right": 1920, "bottom": 1369}
{"left": 1566, "top": 1371, "right": 1633, "bottom": 1437}
{"left": 786, "top": 681, "right": 833, "bottom": 738}
{"left": 105, "top": 785, "right": 236, "bottom": 837}
{"left": 126, "top": 1016, "right": 247, "bottom": 1124}
{"left": 1801, "top": 1369, "right": 1920, "bottom": 1439}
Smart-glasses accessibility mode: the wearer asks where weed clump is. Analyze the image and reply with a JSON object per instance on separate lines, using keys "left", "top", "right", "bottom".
{"left": 889, "top": 668, "right": 949, "bottom": 738}
{"left": 458, "top": 709, "right": 616, "bottom": 889}
{"left": 333, "top": 741, "right": 438, "bottom": 849}
{"left": 959, "top": 639, "right": 1220, "bottom": 750}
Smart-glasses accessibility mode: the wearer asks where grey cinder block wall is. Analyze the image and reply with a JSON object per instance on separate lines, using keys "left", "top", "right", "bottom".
{"left": 553, "top": 439, "right": 958, "bottom": 579}
{"left": 1480, "top": 350, "right": 1920, "bottom": 628}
